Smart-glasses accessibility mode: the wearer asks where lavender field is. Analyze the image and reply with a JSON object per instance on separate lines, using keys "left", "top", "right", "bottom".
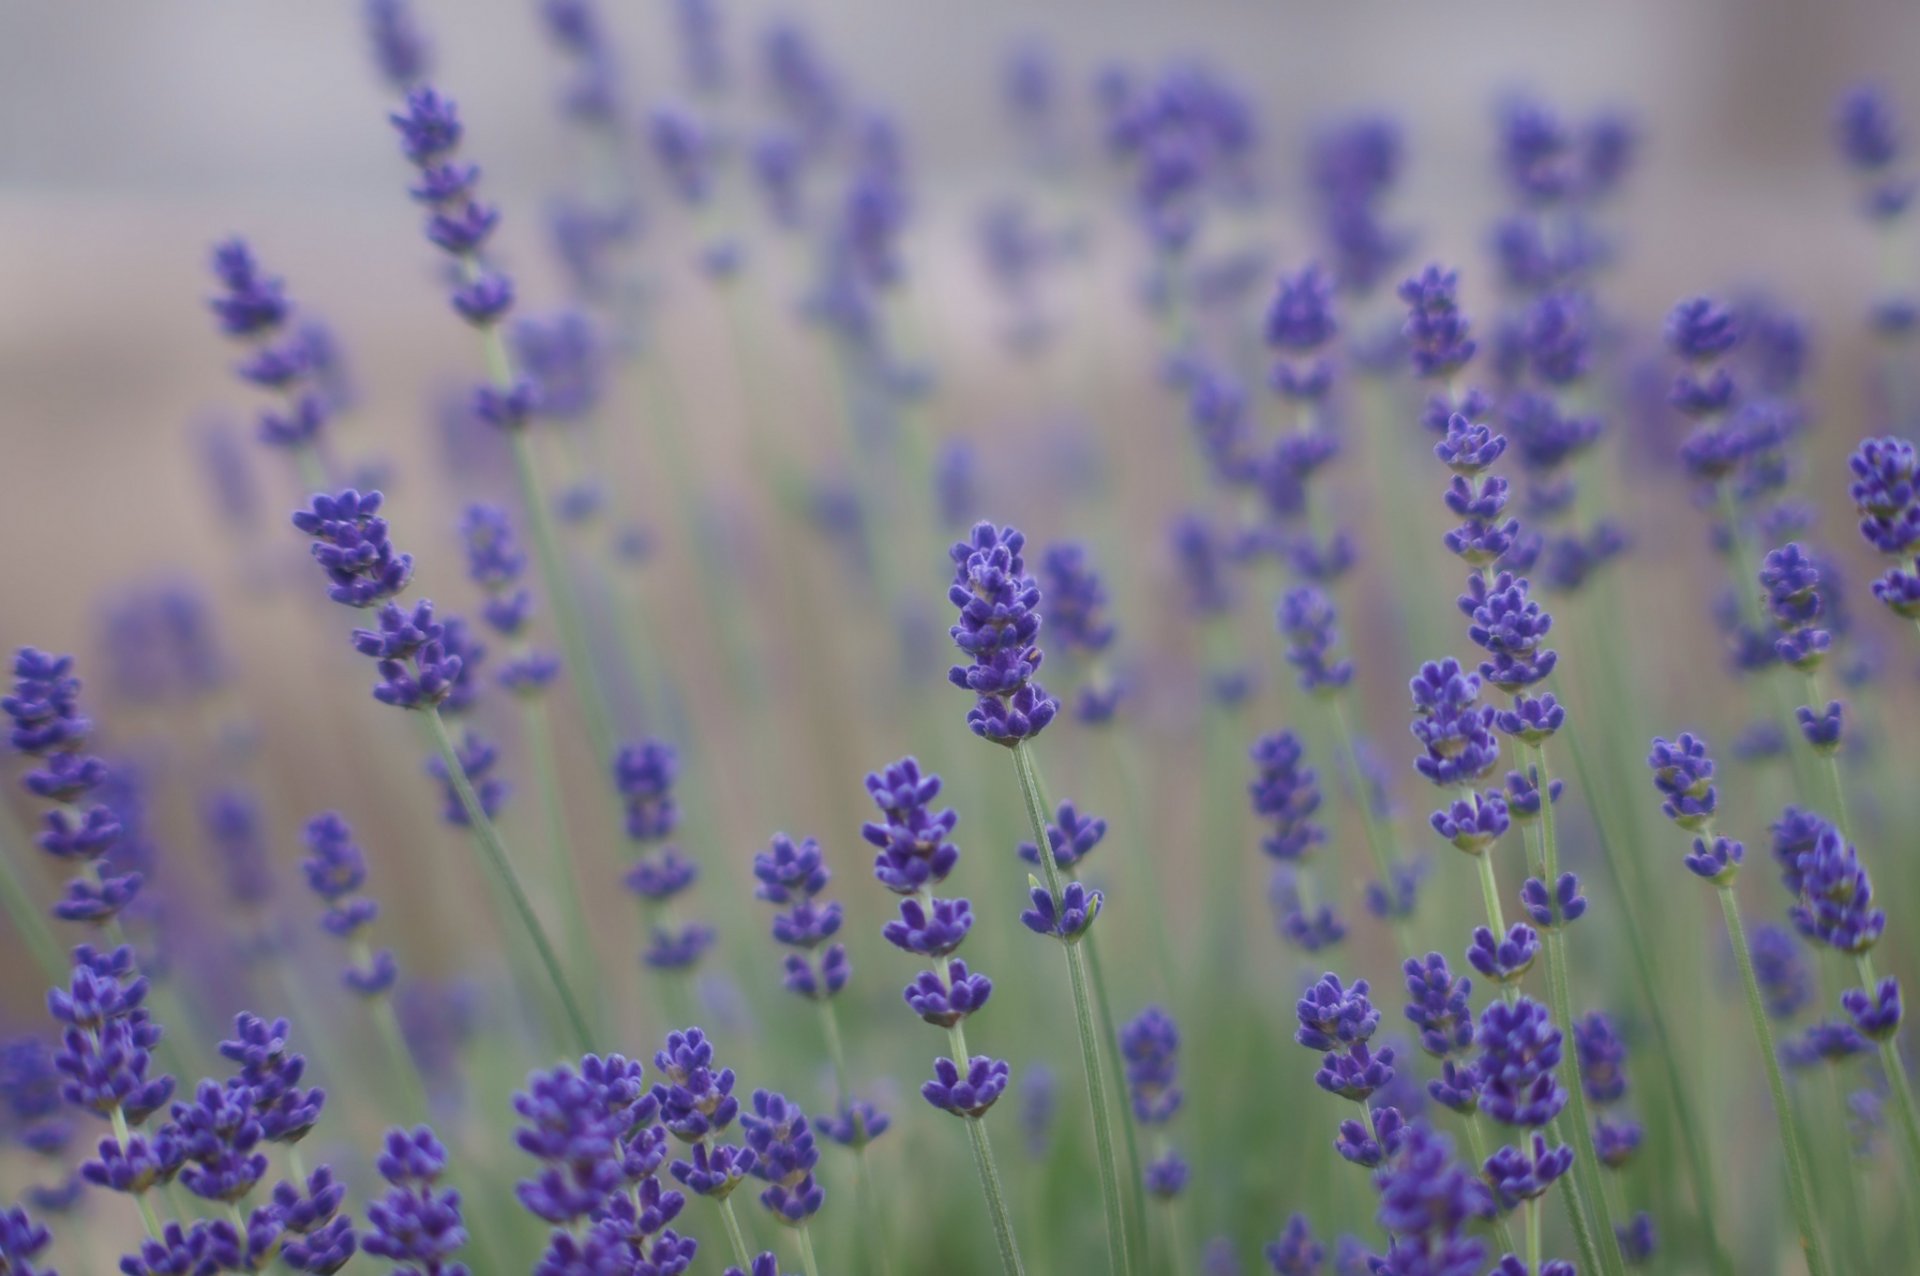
{"left": 1, "top": 3, "right": 1918, "bottom": 1274}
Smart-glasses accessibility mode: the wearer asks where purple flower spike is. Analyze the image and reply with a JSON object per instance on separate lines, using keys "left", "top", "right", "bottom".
{"left": 391, "top": 86, "right": 517, "bottom": 332}
{"left": 1403, "top": 953, "right": 1476, "bottom": 1059}
{"left": 1466, "top": 924, "right": 1540, "bottom": 984}
{"left": 1430, "top": 789, "right": 1509, "bottom": 855}
{"left": 1020, "top": 880, "right": 1100, "bottom": 942}
{"left": 904, "top": 960, "right": 993, "bottom": 1027}
{"left": 1848, "top": 436, "right": 1920, "bottom": 555}
{"left": 1484, "top": 1132, "right": 1573, "bottom": 1211}
{"left": 922, "top": 1056, "right": 1010, "bottom": 1118}
{"left": 883, "top": 896, "right": 973, "bottom": 956}
{"left": 1683, "top": 834, "right": 1743, "bottom": 884}
{"left": 1647, "top": 733, "right": 1717, "bottom": 831}
{"left": 1296, "top": 974, "right": 1380, "bottom": 1051}
{"left": 1520, "top": 873, "right": 1586, "bottom": 928}
{"left": 863, "top": 757, "right": 962, "bottom": 894}
{"left": 1016, "top": 801, "right": 1108, "bottom": 870}
{"left": 742, "top": 1090, "right": 824, "bottom": 1224}
{"left": 1119, "top": 1007, "right": 1184, "bottom": 1126}
{"left": 1842, "top": 977, "right": 1902, "bottom": 1041}
{"left": 1265, "top": 1213, "right": 1326, "bottom": 1275}
{"left": 1477, "top": 997, "right": 1567, "bottom": 1128}
{"left": 752, "top": 834, "right": 848, "bottom": 1002}
{"left": 1399, "top": 264, "right": 1477, "bottom": 380}
{"left": 947, "top": 522, "right": 1059, "bottom": 744}
{"left": 1250, "top": 731, "right": 1326, "bottom": 862}
{"left": 1278, "top": 587, "right": 1355, "bottom": 695}
{"left": 1410, "top": 659, "right": 1500, "bottom": 788}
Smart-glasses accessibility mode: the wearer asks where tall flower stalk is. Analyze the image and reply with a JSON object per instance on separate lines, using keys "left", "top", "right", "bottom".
{"left": 943, "top": 520, "right": 1134, "bottom": 1276}
{"left": 864, "top": 756, "right": 1025, "bottom": 1275}
{"left": 291, "top": 487, "right": 596, "bottom": 1056}
{"left": 1647, "top": 734, "right": 1832, "bottom": 1276}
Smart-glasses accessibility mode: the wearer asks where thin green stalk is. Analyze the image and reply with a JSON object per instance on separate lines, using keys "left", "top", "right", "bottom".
{"left": 1325, "top": 693, "right": 1413, "bottom": 956}
{"left": 1106, "top": 732, "right": 1179, "bottom": 998}
{"left": 1084, "top": 931, "right": 1153, "bottom": 1269}
{"left": 1531, "top": 744, "right": 1622, "bottom": 1276}
{"left": 1461, "top": 1114, "right": 1519, "bottom": 1259}
{"left": 474, "top": 315, "right": 621, "bottom": 774}
{"left": 361, "top": 970, "right": 432, "bottom": 1122}
{"left": 795, "top": 1223, "right": 823, "bottom": 1276}
{"left": 946, "top": 1016, "right": 1025, "bottom": 1276}
{"left": 0, "top": 820, "right": 65, "bottom": 980}
{"left": 1527, "top": 1197, "right": 1543, "bottom": 1275}
{"left": 1717, "top": 883, "right": 1832, "bottom": 1276}
{"left": 1011, "top": 740, "right": 1135, "bottom": 1276}
{"left": 1555, "top": 707, "right": 1732, "bottom": 1276}
{"left": 1858, "top": 952, "right": 1920, "bottom": 1183}
{"left": 112, "top": 1106, "right": 164, "bottom": 1239}
{"left": 817, "top": 999, "right": 893, "bottom": 1276}
{"left": 1165, "top": 1198, "right": 1195, "bottom": 1276}
{"left": 1822, "top": 1066, "right": 1872, "bottom": 1274}
{"left": 1471, "top": 849, "right": 1517, "bottom": 1007}
{"left": 716, "top": 1195, "right": 755, "bottom": 1270}
{"left": 424, "top": 706, "right": 595, "bottom": 1056}
{"left": 522, "top": 695, "right": 604, "bottom": 1033}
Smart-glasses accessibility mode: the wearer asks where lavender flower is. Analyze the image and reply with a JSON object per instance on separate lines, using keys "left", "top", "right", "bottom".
{"left": 363, "top": 1126, "right": 468, "bottom": 1273}
{"left": 752, "top": 835, "right": 849, "bottom": 1001}
{"left": 1399, "top": 264, "right": 1477, "bottom": 381}
{"left": 461, "top": 504, "right": 560, "bottom": 693}
{"left": 1296, "top": 974, "right": 1396, "bottom": 1103}
{"left": 947, "top": 522, "right": 1059, "bottom": 743}
{"left": 1476, "top": 997, "right": 1566, "bottom": 1128}
{"left": 617, "top": 741, "right": 714, "bottom": 973}
{"left": 391, "top": 87, "right": 519, "bottom": 333}
{"left": 5, "top": 649, "right": 141, "bottom": 924}
{"left": 1249, "top": 732, "right": 1324, "bottom": 867}
{"left": 1409, "top": 658, "right": 1500, "bottom": 789}
{"left": 206, "top": 238, "right": 336, "bottom": 452}
{"left": 1040, "top": 543, "right": 1122, "bottom": 723}
{"left": 1771, "top": 809, "right": 1886, "bottom": 954}
{"left": 1646, "top": 733, "right": 1717, "bottom": 831}
{"left": 1278, "top": 588, "right": 1354, "bottom": 694}
{"left": 741, "top": 1090, "right": 824, "bottom": 1224}
{"left": 364, "top": 0, "right": 431, "bottom": 91}
{"left": 1370, "top": 1122, "right": 1489, "bottom": 1274}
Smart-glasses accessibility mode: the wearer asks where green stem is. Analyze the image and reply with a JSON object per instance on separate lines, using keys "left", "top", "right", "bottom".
{"left": 1717, "top": 883, "right": 1831, "bottom": 1276}
{"left": 1530, "top": 745, "right": 1620, "bottom": 1276}
{"left": 817, "top": 1000, "right": 894, "bottom": 1276}
{"left": 961, "top": 1100, "right": 1027, "bottom": 1276}
{"left": 1527, "top": 1197, "right": 1542, "bottom": 1274}
{"left": 1325, "top": 693, "right": 1413, "bottom": 956}
{"left": 111, "top": 1106, "right": 164, "bottom": 1239}
{"left": 1085, "top": 931, "right": 1153, "bottom": 1269}
{"left": 716, "top": 1195, "right": 755, "bottom": 1270}
{"left": 1858, "top": 952, "right": 1920, "bottom": 1184}
{"left": 364, "top": 976, "right": 432, "bottom": 1122}
{"left": 1011, "top": 741, "right": 1135, "bottom": 1276}
{"left": 1472, "top": 848, "right": 1518, "bottom": 1007}
{"left": 423, "top": 706, "right": 595, "bottom": 1056}
{"left": 522, "top": 695, "right": 604, "bottom": 1033}
{"left": 1166, "top": 1198, "right": 1195, "bottom": 1276}
{"left": 474, "top": 307, "right": 619, "bottom": 774}
{"left": 795, "top": 1222, "right": 823, "bottom": 1276}
{"left": 947, "top": 1010, "right": 1026, "bottom": 1276}
{"left": 1461, "top": 1114, "right": 1520, "bottom": 1259}
{"left": 1555, "top": 713, "right": 1732, "bottom": 1276}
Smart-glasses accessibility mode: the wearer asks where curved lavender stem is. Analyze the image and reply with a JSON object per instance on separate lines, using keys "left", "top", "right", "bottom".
{"left": 1530, "top": 743, "right": 1621, "bottom": 1276}
{"left": 423, "top": 705, "right": 595, "bottom": 1055}
{"left": 1012, "top": 739, "right": 1135, "bottom": 1276}
{"left": 1554, "top": 691, "right": 1732, "bottom": 1276}
{"left": 1717, "top": 881, "right": 1832, "bottom": 1276}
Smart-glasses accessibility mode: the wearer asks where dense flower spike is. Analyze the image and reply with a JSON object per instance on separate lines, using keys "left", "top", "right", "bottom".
{"left": 206, "top": 238, "right": 338, "bottom": 451}
{"left": 862, "top": 756, "right": 961, "bottom": 893}
{"left": 752, "top": 834, "right": 849, "bottom": 1000}
{"left": 1771, "top": 809, "right": 1886, "bottom": 953}
{"left": 391, "top": 86, "right": 519, "bottom": 333}
{"left": 461, "top": 504, "right": 560, "bottom": 693}
{"left": 1371, "top": 1122, "right": 1490, "bottom": 1273}
{"left": 1400, "top": 264, "right": 1478, "bottom": 380}
{"left": 1646, "top": 733, "right": 1717, "bottom": 830}
{"left": 1409, "top": 659, "right": 1500, "bottom": 788}
{"left": 5, "top": 649, "right": 142, "bottom": 924}
{"left": 363, "top": 1126, "right": 468, "bottom": 1273}
{"left": 741, "top": 1090, "right": 824, "bottom": 1223}
{"left": 947, "top": 522, "right": 1059, "bottom": 743}
{"left": 1477, "top": 997, "right": 1567, "bottom": 1128}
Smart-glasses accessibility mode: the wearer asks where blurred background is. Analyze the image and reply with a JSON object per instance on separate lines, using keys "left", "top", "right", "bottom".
{"left": 5, "top": 1, "right": 1920, "bottom": 1272}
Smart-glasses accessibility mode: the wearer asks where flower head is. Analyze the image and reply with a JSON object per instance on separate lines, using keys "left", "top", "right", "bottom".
{"left": 947, "top": 522, "right": 1058, "bottom": 743}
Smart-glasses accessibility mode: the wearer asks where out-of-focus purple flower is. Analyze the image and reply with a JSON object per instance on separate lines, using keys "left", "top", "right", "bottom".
{"left": 1271, "top": 868, "right": 1346, "bottom": 953}
{"left": 1250, "top": 731, "right": 1325, "bottom": 863}
{"left": 1371, "top": 1122, "right": 1490, "bottom": 1273}
{"left": 302, "top": 812, "right": 396, "bottom": 996}
{"left": 1399, "top": 265, "right": 1477, "bottom": 381}
{"left": 1750, "top": 923, "right": 1812, "bottom": 1020}
{"left": 364, "top": 0, "right": 431, "bottom": 91}
{"left": 1771, "top": 809, "right": 1886, "bottom": 954}
{"left": 1403, "top": 953, "right": 1475, "bottom": 1059}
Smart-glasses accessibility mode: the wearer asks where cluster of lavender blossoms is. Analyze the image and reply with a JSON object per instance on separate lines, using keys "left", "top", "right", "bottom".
{"left": 24, "top": 11, "right": 1920, "bottom": 1276}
